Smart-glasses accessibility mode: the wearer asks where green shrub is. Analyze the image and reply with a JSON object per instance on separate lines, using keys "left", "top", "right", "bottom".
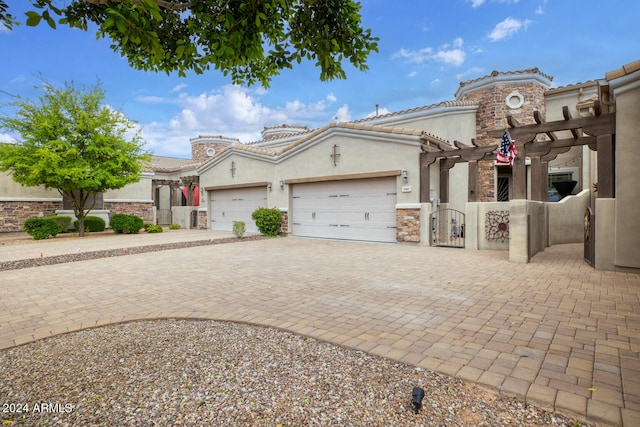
{"left": 44, "top": 215, "right": 72, "bottom": 232}
{"left": 232, "top": 221, "right": 246, "bottom": 238}
{"left": 74, "top": 216, "right": 106, "bottom": 233}
{"left": 110, "top": 213, "right": 144, "bottom": 234}
{"left": 251, "top": 207, "right": 282, "bottom": 236}
{"left": 23, "top": 217, "right": 61, "bottom": 240}
{"left": 146, "top": 224, "right": 163, "bottom": 233}
{"left": 169, "top": 223, "right": 181, "bottom": 230}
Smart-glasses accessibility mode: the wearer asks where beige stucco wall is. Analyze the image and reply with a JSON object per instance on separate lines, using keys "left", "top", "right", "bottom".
{"left": 465, "top": 202, "right": 510, "bottom": 251}
{"left": 199, "top": 128, "right": 424, "bottom": 213}
{"left": 1, "top": 170, "right": 153, "bottom": 203}
{"left": 0, "top": 172, "right": 60, "bottom": 200}
{"left": 509, "top": 200, "right": 547, "bottom": 263}
{"left": 547, "top": 189, "right": 590, "bottom": 245}
{"left": 104, "top": 172, "right": 153, "bottom": 202}
{"left": 610, "top": 68, "right": 640, "bottom": 270}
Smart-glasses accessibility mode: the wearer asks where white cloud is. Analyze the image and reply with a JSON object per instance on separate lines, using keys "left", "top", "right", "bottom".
{"left": 408, "top": 71, "right": 418, "bottom": 78}
{"left": 392, "top": 38, "right": 466, "bottom": 67}
{"left": 468, "top": 0, "right": 520, "bottom": 7}
{"left": 138, "top": 85, "right": 341, "bottom": 157}
{"left": 137, "top": 95, "right": 165, "bottom": 104}
{"left": 431, "top": 79, "right": 441, "bottom": 87}
{"left": 334, "top": 104, "right": 352, "bottom": 122}
{"left": 0, "top": 133, "right": 17, "bottom": 144}
{"left": 456, "top": 67, "right": 485, "bottom": 80}
{"left": 9, "top": 75, "right": 25, "bottom": 84}
{"left": 488, "top": 17, "right": 532, "bottom": 41}
{"left": 170, "top": 83, "right": 188, "bottom": 93}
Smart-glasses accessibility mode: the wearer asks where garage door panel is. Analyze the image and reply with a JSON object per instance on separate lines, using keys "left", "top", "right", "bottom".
{"left": 210, "top": 187, "right": 267, "bottom": 233}
{"left": 291, "top": 177, "right": 397, "bottom": 243}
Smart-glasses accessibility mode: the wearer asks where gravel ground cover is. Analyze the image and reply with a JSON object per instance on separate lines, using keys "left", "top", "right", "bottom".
{"left": 0, "top": 320, "right": 593, "bottom": 427}
{"left": 0, "top": 234, "right": 268, "bottom": 271}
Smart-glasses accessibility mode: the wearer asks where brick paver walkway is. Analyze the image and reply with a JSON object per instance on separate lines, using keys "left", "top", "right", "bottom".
{"left": 0, "top": 232, "right": 638, "bottom": 426}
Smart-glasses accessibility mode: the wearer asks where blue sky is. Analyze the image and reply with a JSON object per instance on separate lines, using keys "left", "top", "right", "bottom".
{"left": 1, "top": 0, "right": 638, "bottom": 158}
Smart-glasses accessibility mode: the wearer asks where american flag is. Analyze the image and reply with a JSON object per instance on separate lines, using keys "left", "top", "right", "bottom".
{"left": 496, "top": 130, "right": 517, "bottom": 167}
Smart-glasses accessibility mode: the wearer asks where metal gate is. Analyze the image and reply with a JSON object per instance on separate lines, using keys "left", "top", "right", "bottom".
{"left": 430, "top": 209, "right": 465, "bottom": 248}
{"left": 584, "top": 207, "right": 595, "bottom": 266}
{"left": 157, "top": 209, "right": 172, "bottom": 225}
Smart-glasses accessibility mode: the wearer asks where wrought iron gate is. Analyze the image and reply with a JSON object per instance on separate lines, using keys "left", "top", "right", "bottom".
{"left": 157, "top": 209, "right": 172, "bottom": 225}
{"left": 584, "top": 207, "right": 595, "bottom": 266}
{"left": 430, "top": 209, "right": 465, "bottom": 248}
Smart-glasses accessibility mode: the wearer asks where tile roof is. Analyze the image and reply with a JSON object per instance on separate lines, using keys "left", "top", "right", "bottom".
{"left": 351, "top": 100, "right": 478, "bottom": 124}
{"left": 606, "top": 59, "right": 640, "bottom": 81}
{"left": 274, "top": 121, "right": 427, "bottom": 155}
{"left": 457, "top": 67, "right": 554, "bottom": 90}
{"left": 150, "top": 155, "right": 194, "bottom": 172}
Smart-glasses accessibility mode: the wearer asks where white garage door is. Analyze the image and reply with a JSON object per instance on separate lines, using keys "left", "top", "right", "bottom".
{"left": 291, "top": 177, "right": 397, "bottom": 243}
{"left": 210, "top": 187, "right": 267, "bottom": 233}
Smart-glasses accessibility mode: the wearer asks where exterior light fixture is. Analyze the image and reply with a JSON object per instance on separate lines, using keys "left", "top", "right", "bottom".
{"left": 268, "top": 182, "right": 273, "bottom": 191}
{"left": 402, "top": 169, "right": 408, "bottom": 183}
{"left": 279, "top": 180, "right": 285, "bottom": 190}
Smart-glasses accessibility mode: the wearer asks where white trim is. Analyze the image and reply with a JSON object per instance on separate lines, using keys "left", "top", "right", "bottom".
{"left": 362, "top": 104, "right": 478, "bottom": 127}
{"left": 609, "top": 70, "right": 640, "bottom": 97}
{"left": 0, "top": 197, "right": 62, "bottom": 202}
{"left": 455, "top": 72, "right": 552, "bottom": 99}
{"left": 197, "top": 126, "right": 424, "bottom": 174}
{"left": 104, "top": 199, "right": 154, "bottom": 203}
{"left": 505, "top": 91, "right": 524, "bottom": 109}
{"left": 493, "top": 158, "right": 531, "bottom": 166}
{"left": 396, "top": 203, "right": 421, "bottom": 209}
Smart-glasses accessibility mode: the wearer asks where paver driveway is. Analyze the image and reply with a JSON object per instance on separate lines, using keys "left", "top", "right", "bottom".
{"left": 0, "top": 235, "right": 638, "bottom": 426}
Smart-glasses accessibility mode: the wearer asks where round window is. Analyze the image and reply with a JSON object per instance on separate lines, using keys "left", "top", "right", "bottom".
{"left": 205, "top": 147, "right": 216, "bottom": 157}
{"left": 505, "top": 91, "right": 524, "bottom": 109}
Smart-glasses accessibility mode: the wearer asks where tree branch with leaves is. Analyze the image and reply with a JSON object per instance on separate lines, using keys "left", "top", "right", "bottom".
{"left": 3, "top": 0, "right": 379, "bottom": 87}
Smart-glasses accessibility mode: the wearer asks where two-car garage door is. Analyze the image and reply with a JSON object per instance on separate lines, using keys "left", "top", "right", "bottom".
{"left": 291, "top": 177, "right": 397, "bottom": 243}
{"left": 210, "top": 187, "right": 267, "bottom": 233}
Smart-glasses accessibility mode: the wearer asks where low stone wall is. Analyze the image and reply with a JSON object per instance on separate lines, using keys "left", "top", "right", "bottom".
{"left": 104, "top": 202, "right": 154, "bottom": 224}
{"left": 0, "top": 200, "right": 62, "bottom": 232}
{"left": 396, "top": 208, "right": 420, "bottom": 243}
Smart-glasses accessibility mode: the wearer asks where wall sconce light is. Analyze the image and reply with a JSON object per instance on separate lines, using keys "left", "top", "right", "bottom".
{"left": 267, "top": 182, "right": 273, "bottom": 191}
{"left": 199, "top": 187, "right": 204, "bottom": 196}
{"left": 279, "top": 180, "right": 285, "bottom": 190}
{"left": 402, "top": 169, "right": 408, "bottom": 183}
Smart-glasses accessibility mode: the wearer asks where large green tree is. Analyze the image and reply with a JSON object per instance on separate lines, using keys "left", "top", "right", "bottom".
{"left": 0, "top": 81, "right": 151, "bottom": 237}
{"left": 1, "top": 0, "right": 379, "bottom": 87}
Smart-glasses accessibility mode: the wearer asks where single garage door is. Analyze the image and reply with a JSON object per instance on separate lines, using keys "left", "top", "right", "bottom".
{"left": 210, "top": 187, "right": 267, "bottom": 233}
{"left": 291, "top": 177, "right": 397, "bottom": 243}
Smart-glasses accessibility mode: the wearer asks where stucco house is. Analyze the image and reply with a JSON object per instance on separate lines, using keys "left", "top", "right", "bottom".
{"left": 1, "top": 60, "right": 638, "bottom": 273}
{"left": 194, "top": 61, "right": 639, "bottom": 272}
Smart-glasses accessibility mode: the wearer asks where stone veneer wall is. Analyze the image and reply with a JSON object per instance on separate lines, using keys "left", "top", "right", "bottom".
{"left": 279, "top": 211, "right": 289, "bottom": 235}
{"left": 457, "top": 76, "right": 548, "bottom": 201}
{"left": 396, "top": 208, "right": 420, "bottom": 243}
{"left": 104, "top": 202, "right": 154, "bottom": 224}
{"left": 0, "top": 200, "right": 62, "bottom": 232}
{"left": 198, "top": 210, "right": 207, "bottom": 230}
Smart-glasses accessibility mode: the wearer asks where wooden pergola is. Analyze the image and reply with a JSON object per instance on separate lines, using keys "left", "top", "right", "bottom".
{"left": 420, "top": 100, "right": 616, "bottom": 204}
{"left": 419, "top": 133, "right": 497, "bottom": 204}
